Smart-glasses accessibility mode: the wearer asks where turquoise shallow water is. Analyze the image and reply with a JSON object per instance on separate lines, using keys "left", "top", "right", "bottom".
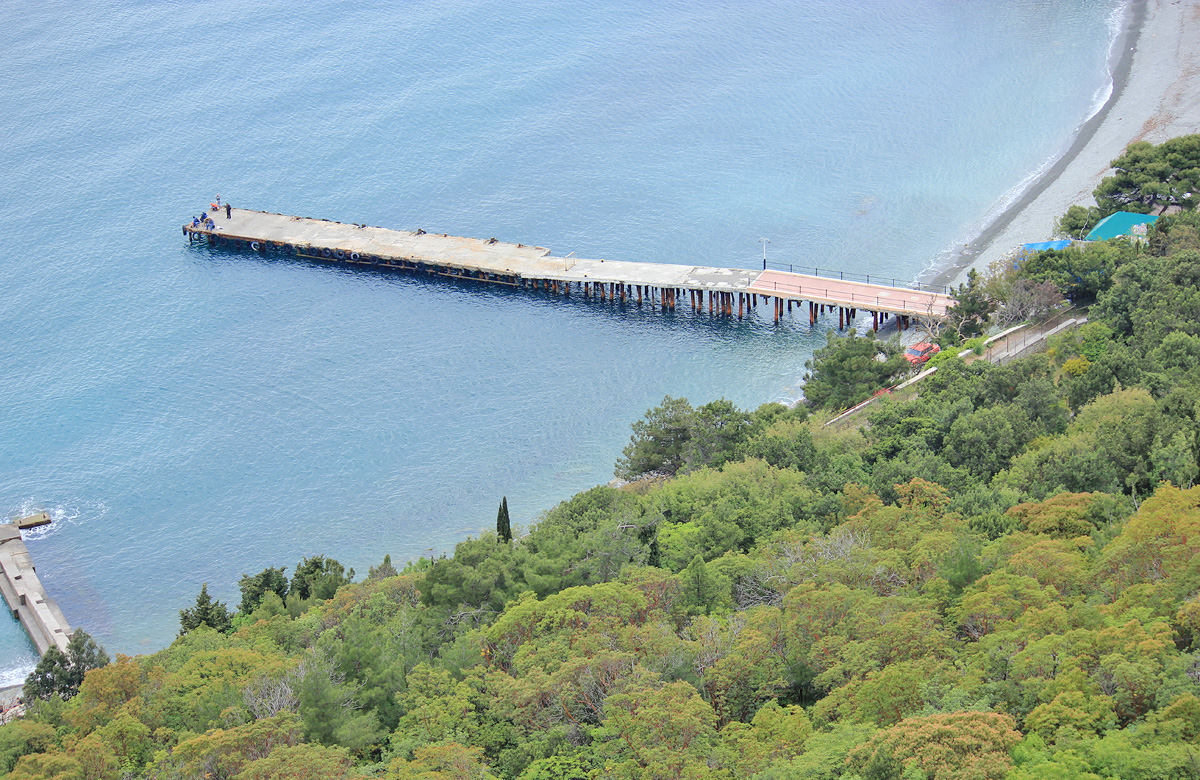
{"left": 0, "top": 1, "right": 1121, "bottom": 677}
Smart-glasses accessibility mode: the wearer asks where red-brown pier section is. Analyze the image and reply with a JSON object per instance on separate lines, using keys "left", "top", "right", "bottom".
{"left": 184, "top": 209, "right": 951, "bottom": 329}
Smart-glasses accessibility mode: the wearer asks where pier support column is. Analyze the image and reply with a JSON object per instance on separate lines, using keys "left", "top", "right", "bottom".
{"left": 738, "top": 294, "right": 743, "bottom": 319}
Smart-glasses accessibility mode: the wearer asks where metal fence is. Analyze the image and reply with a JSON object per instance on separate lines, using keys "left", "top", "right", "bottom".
{"left": 761, "top": 260, "right": 951, "bottom": 295}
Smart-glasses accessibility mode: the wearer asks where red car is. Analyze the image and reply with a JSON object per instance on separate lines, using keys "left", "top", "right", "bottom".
{"left": 904, "top": 342, "right": 940, "bottom": 366}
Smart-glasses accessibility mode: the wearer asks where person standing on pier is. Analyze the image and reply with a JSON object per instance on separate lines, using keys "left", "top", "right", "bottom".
{"left": 225, "top": 202, "right": 231, "bottom": 219}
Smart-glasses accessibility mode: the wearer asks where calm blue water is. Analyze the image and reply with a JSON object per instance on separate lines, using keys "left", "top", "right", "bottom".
{"left": 0, "top": 1, "right": 1121, "bottom": 677}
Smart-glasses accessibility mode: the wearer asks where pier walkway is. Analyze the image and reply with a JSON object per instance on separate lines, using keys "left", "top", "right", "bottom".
{"left": 185, "top": 209, "right": 952, "bottom": 329}
{"left": 0, "top": 514, "right": 71, "bottom": 656}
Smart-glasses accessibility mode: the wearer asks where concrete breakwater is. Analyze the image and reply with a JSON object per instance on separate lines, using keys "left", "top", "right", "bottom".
{"left": 0, "top": 514, "right": 71, "bottom": 656}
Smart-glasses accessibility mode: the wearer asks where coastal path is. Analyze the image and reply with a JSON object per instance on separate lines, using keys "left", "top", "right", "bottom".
{"left": 185, "top": 209, "right": 952, "bottom": 329}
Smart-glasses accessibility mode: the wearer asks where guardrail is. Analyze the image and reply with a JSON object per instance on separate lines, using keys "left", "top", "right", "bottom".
{"left": 762, "top": 260, "right": 951, "bottom": 295}
{"left": 750, "top": 278, "right": 948, "bottom": 314}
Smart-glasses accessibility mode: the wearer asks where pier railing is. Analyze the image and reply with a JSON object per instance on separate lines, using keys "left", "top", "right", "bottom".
{"left": 751, "top": 278, "right": 948, "bottom": 315}
{"left": 762, "top": 260, "right": 951, "bottom": 295}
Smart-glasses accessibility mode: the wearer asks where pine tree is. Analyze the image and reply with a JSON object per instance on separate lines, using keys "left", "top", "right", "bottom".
{"left": 179, "top": 583, "right": 233, "bottom": 636}
{"left": 497, "top": 496, "right": 512, "bottom": 543}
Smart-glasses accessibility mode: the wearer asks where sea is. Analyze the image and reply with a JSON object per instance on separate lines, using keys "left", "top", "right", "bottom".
{"left": 0, "top": 1, "right": 1123, "bottom": 681}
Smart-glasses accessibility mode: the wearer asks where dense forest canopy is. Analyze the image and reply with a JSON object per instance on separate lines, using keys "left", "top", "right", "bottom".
{"left": 6, "top": 144, "right": 1200, "bottom": 780}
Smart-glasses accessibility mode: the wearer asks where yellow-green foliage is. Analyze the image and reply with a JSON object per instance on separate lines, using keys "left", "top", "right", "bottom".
{"left": 12, "top": 200, "right": 1200, "bottom": 779}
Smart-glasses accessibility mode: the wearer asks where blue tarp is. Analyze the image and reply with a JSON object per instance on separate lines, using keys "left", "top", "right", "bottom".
{"left": 1085, "top": 211, "right": 1159, "bottom": 241}
{"left": 1020, "top": 240, "right": 1073, "bottom": 253}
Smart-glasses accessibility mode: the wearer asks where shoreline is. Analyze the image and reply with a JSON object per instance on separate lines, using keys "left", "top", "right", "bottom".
{"left": 932, "top": 0, "right": 1200, "bottom": 288}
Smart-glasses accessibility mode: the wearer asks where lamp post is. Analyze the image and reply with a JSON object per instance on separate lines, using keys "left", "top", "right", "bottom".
{"left": 759, "top": 238, "right": 770, "bottom": 270}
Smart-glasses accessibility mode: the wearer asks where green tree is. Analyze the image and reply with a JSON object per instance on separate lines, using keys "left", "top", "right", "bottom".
{"left": 945, "top": 268, "right": 995, "bottom": 341}
{"left": 0, "top": 721, "right": 56, "bottom": 774}
{"left": 22, "top": 629, "right": 110, "bottom": 701}
{"left": 1021, "top": 242, "right": 1128, "bottom": 302}
{"left": 1095, "top": 134, "right": 1200, "bottom": 214}
{"left": 496, "top": 496, "right": 512, "bottom": 543}
{"left": 614, "top": 396, "right": 695, "bottom": 479}
{"left": 517, "top": 754, "right": 591, "bottom": 780}
{"left": 1055, "top": 204, "right": 1103, "bottom": 239}
{"left": 598, "top": 679, "right": 719, "bottom": 778}
{"left": 179, "top": 583, "right": 233, "bottom": 635}
{"left": 847, "top": 712, "right": 1022, "bottom": 780}
{"left": 291, "top": 556, "right": 354, "bottom": 601}
{"left": 678, "top": 554, "right": 730, "bottom": 615}
{"left": 234, "top": 742, "right": 355, "bottom": 780}
{"left": 368, "top": 554, "right": 399, "bottom": 580}
{"left": 803, "top": 331, "right": 906, "bottom": 411}
{"left": 944, "top": 406, "right": 1021, "bottom": 479}
{"left": 682, "top": 398, "right": 753, "bottom": 472}
{"left": 238, "top": 566, "right": 289, "bottom": 614}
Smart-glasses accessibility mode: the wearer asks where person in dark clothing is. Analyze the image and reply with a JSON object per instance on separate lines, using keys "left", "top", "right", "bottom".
{"left": 225, "top": 203, "right": 231, "bottom": 219}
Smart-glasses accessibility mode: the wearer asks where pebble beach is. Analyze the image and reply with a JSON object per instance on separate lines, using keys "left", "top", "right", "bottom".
{"left": 938, "top": 0, "right": 1200, "bottom": 287}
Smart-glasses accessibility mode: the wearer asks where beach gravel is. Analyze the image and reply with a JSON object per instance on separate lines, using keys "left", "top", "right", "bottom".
{"left": 938, "top": 0, "right": 1200, "bottom": 287}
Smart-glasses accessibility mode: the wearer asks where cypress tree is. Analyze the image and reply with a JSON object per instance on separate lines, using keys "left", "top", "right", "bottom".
{"left": 497, "top": 496, "right": 512, "bottom": 543}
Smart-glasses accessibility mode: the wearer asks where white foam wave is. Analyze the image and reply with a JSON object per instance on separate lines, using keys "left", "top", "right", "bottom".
{"left": 6, "top": 498, "right": 108, "bottom": 541}
{"left": 0, "top": 663, "right": 35, "bottom": 689}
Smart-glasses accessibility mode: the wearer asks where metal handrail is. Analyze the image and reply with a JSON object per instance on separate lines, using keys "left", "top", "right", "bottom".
{"left": 749, "top": 279, "right": 949, "bottom": 315}
{"left": 761, "top": 259, "right": 951, "bottom": 295}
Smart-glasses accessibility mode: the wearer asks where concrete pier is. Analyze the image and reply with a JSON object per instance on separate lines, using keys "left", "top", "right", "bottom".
{"left": 185, "top": 208, "right": 952, "bottom": 322}
{"left": 0, "top": 514, "right": 71, "bottom": 655}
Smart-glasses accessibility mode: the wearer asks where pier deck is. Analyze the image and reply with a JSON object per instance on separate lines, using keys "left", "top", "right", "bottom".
{"left": 185, "top": 209, "right": 951, "bottom": 326}
{"left": 0, "top": 515, "right": 71, "bottom": 656}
